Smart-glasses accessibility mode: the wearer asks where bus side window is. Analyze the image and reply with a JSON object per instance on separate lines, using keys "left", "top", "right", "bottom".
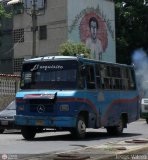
{"left": 95, "top": 64, "right": 102, "bottom": 89}
{"left": 104, "top": 78, "right": 110, "bottom": 89}
{"left": 129, "top": 69, "right": 136, "bottom": 90}
{"left": 78, "top": 66, "right": 85, "bottom": 89}
{"left": 100, "top": 65, "right": 105, "bottom": 89}
{"left": 86, "top": 65, "right": 96, "bottom": 89}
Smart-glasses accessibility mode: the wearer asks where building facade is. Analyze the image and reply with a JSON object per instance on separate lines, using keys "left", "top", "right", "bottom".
{"left": 5, "top": 0, "right": 115, "bottom": 74}
{"left": 0, "top": 1, "right": 13, "bottom": 74}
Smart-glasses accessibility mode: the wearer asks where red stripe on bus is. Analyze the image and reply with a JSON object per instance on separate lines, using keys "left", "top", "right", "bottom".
{"left": 57, "top": 97, "right": 98, "bottom": 115}
{"left": 101, "top": 96, "right": 139, "bottom": 124}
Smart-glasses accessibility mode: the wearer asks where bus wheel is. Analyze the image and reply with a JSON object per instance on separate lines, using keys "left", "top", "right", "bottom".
{"left": 0, "top": 129, "right": 4, "bottom": 134}
{"left": 21, "top": 126, "right": 36, "bottom": 140}
{"left": 106, "top": 118, "right": 123, "bottom": 135}
{"left": 71, "top": 116, "right": 86, "bottom": 139}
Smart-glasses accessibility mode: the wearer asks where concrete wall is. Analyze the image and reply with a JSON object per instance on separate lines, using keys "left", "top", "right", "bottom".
{"left": 13, "top": 0, "right": 68, "bottom": 58}
{"left": 13, "top": 0, "right": 115, "bottom": 62}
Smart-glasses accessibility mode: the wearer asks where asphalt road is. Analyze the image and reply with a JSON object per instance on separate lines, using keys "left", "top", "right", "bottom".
{"left": 0, "top": 119, "right": 148, "bottom": 156}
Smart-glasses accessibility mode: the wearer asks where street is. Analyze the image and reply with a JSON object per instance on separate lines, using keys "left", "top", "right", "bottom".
{"left": 0, "top": 119, "right": 148, "bottom": 157}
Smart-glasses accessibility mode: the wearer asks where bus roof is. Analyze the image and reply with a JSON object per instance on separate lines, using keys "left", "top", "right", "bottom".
{"left": 23, "top": 55, "right": 133, "bottom": 68}
{"left": 23, "top": 56, "right": 78, "bottom": 62}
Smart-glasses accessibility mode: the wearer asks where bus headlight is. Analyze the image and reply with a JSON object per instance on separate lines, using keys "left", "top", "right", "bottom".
{"left": 60, "top": 104, "right": 69, "bottom": 111}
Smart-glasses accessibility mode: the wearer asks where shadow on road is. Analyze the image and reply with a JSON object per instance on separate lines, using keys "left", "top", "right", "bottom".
{"left": 22, "top": 130, "right": 142, "bottom": 142}
{"left": 3, "top": 129, "right": 21, "bottom": 134}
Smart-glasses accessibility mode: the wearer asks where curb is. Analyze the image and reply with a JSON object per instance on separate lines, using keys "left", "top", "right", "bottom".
{"left": 21, "top": 139, "right": 148, "bottom": 160}
{"left": 96, "top": 145, "right": 148, "bottom": 160}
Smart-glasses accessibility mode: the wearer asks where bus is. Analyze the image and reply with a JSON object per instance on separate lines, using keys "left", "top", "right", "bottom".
{"left": 15, "top": 56, "right": 140, "bottom": 140}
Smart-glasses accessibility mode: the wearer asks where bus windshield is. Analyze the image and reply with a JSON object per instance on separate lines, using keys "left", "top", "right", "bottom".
{"left": 20, "top": 60, "right": 79, "bottom": 90}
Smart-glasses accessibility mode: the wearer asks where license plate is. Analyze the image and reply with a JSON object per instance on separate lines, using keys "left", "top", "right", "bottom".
{"left": 36, "top": 120, "right": 44, "bottom": 126}
{"left": 1, "top": 121, "right": 8, "bottom": 126}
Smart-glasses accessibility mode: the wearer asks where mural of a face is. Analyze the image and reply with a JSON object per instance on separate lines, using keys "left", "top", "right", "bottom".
{"left": 68, "top": 0, "right": 115, "bottom": 62}
{"left": 89, "top": 17, "right": 98, "bottom": 41}
{"left": 80, "top": 12, "right": 108, "bottom": 60}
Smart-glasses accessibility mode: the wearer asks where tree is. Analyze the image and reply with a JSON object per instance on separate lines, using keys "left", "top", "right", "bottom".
{"left": 115, "top": 0, "right": 148, "bottom": 64}
{"left": 0, "top": 2, "right": 12, "bottom": 19}
{"left": 59, "top": 41, "right": 91, "bottom": 58}
{"left": 0, "top": 1, "right": 12, "bottom": 45}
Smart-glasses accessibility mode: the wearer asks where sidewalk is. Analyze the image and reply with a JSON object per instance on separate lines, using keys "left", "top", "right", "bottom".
{"left": 21, "top": 138, "right": 148, "bottom": 160}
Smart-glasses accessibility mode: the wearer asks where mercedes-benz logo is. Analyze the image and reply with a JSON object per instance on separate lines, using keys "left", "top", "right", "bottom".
{"left": 37, "top": 104, "right": 45, "bottom": 113}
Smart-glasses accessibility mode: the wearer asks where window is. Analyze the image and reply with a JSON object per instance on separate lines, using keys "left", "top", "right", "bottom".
{"left": 24, "top": 0, "right": 46, "bottom": 10}
{"left": 78, "top": 65, "right": 85, "bottom": 89}
{"left": 13, "top": 29, "right": 24, "bottom": 43}
{"left": 86, "top": 65, "right": 96, "bottom": 89}
{"left": 39, "top": 25, "right": 47, "bottom": 40}
{"left": 94, "top": 63, "right": 136, "bottom": 91}
{"left": 121, "top": 68, "right": 128, "bottom": 90}
{"left": 128, "top": 69, "right": 136, "bottom": 90}
{"left": 95, "top": 64, "right": 102, "bottom": 89}
{"left": 13, "top": 58, "right": 24, "bottom": 73}
{"left": 21, "top": 60, "right": 78, "bottom": 90}
{"left": 13, "top": 3, "right": 24, "bottom": 15}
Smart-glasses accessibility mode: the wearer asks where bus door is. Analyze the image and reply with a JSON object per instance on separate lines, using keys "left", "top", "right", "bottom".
{"left": 95, "top": 64, "right": 115, "bottom": 124}
{"left": 85, "top": 64, "right": 100, "bottom": 128}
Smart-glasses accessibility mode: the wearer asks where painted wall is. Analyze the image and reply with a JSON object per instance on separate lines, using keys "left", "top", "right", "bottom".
{"left": 68, "top": 0, "right": 116, "bottom": 63}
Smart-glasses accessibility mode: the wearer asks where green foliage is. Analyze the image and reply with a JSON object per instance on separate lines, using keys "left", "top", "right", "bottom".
{"left": 59, "top": 41, "right": 91, "bottom": 58}
{"left": 115, "top": 0, "right": 148, "bottom": 64}
{"left": 0, "top": 3, "right": 12, "bottom": 19}
{"left": 0, "top": 3, "right": 12, "bottom": 46}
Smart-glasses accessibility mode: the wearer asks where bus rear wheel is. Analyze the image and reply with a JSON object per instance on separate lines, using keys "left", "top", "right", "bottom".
{"left": 70, "top": 116, "right": 86, "bottom": 139}
{"left": 106, "top": 118, "right": 124, "bottom": 135}
{"left": 21, "top": 126, "right": 36, "bottom": 140}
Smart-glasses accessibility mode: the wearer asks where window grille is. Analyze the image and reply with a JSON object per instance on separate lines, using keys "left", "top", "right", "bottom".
{"left": 13, "top": 29, "right": 24, "bottom": 43}
{"left": 13, "top": 58, "right": 24, "bottom": 73}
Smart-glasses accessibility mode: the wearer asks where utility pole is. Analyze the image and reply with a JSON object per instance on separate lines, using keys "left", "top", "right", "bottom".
{"left": 7, "top": 0, "right": 45, "bottom": 58}
{"left": 31, "top": 0, "right": 37, "bottom": 58}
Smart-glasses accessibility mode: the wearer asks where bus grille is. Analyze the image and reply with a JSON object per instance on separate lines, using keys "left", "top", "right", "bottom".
{"left": 28, "top": 99, "right": 54, "bottom": 113}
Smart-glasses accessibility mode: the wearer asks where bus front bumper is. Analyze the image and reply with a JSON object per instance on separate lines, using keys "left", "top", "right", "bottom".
{"left": 15, "top": 115, "right": 77, "bottom": 128}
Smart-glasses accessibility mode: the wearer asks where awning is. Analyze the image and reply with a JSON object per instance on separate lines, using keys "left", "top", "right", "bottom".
{"left": 7, "top": 0, "right": 22, "bottom": 5}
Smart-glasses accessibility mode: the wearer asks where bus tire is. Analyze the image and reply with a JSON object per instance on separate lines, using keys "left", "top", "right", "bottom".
{"left": 71, "top": 116, "right": 86, "bottom": 139}
{"left": 106, "top": 118, "right": 123, "bottom": 135}
{"left": 21, "top": 126, "right": 36, "bottom": 140}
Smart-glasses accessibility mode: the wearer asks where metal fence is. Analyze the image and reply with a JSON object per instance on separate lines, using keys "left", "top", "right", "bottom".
{"left": 0, "top": 74, "right": 20, "bottom": 95}
{"left": 0, "top": 74, "right": 20, "bottom": 110}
